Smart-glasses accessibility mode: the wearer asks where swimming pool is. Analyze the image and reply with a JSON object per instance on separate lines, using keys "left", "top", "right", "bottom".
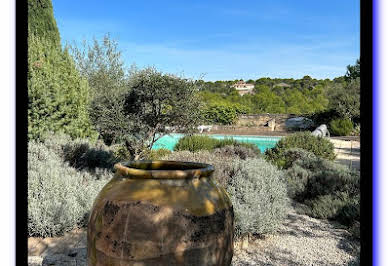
{"left": 152, "top": 134, "right": 281, "bottom": 153}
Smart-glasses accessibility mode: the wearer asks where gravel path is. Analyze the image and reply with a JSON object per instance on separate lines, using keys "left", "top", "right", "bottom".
{"left": 232, "top": 202, "right": 360, "bottom": 266}
{"left": 28, "top": 201, "right": 359, "bottom": 266}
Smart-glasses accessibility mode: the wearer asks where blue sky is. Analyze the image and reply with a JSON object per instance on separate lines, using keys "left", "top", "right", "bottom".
{"left": 52, "top": 0, "right": 360, "bottom": 81}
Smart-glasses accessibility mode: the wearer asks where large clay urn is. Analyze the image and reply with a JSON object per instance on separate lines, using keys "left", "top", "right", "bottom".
{"left": 87, "top": 160, "right": 234, "bottom": 266}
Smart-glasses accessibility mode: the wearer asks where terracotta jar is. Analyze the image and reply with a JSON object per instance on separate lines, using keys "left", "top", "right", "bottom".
{"left": 87, "top": 160, "right": 234, "bottom": 266}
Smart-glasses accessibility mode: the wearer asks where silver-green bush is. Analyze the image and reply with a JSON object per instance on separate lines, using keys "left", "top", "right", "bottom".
{"left": 227, "top": 158, "right": 288, "bottom": 238}
{"left": 213, "top": 144, "right": 260, "bottom": 160}
{"left": 164, "top": 152, "right": 288, "bottom": 238}
{"left": 40, "top": 132, "right": 118, "bottom": 172}
{"left": 28, "top": 140, "right": 110, "bottom": 237}
{"left": 162, "top": 150, "right": 235, "bottom": 187}
{"left": 284, "top": 150, "right": 360, "bottom": 235}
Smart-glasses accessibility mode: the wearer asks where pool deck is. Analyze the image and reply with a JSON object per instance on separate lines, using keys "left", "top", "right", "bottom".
{"left": 330, "top": 138, "right": 360, "bottom": 170}
{"left": 209, "top": 133, "right": 361, "bottom": 171}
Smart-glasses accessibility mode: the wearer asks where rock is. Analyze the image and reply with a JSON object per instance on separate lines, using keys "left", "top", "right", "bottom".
{"left": 266, "top": 119, "right": 276, "bottom": 131}
{"left": 285, "top": 117, "right": 314, "bottom": 130}
{"left": 197, "top": 125, "right": 213, "bottom": 133}
{"left": 241, "top": 235, "right": 249, "bottom": 250}
{"left": 312, "top": 124, "right": 330, "bottom": 138}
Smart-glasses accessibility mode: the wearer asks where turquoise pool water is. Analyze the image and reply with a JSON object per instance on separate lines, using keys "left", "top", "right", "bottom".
{"left": 152, "top": 134, "right": 281, "bottom": 153}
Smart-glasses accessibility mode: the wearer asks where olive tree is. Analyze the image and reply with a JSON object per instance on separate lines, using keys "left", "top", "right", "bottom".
{"left": 70, "top": 35, "right": 129, "bottom": 100}
{"left": 71, "top": 36, "right": 203, "bottom": 159}
{"left": 93, "top": 67, "right": 203, "bottom": 159}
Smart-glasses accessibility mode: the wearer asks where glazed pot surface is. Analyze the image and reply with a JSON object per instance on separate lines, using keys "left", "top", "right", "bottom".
{"left": 87, "top": 160, "right": 234, "bottom": 266}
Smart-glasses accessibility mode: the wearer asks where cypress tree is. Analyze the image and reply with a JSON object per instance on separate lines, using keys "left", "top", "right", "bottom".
{"left": 28, "top": 0, "right": 97, "bottom": 140}
{"left": 28, "top": 0, "right": 60, "bottom": 47}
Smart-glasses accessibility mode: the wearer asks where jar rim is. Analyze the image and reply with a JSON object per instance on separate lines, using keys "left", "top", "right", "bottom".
{"left": 114, "top": 160, "right": 215, "bottom": 179}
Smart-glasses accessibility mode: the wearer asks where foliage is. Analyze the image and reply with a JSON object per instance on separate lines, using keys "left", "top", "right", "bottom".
{"left": 284, "top": 152, "right": 360, "bottom": 234}
{"left": 28, "top": 0, "right": 60, "bottom": 46}
{"left": 88, "top": 66, "right": 202, "bottom": 159}
{"left": 201, "top": 103, "right": 243, "bottom": 124}
{"left": 28, "top": 8, "right": 97, "bottom": 141}
{"left": 197, "top": 76, "right": 331, "bottom": 116}
{"left": 345, "top": 59, "right": 360, "bottom": 82}
{"left": 306, "top": 109, "right": 340, "bottom": 127}
{"left": 304, "top": 191, "right": 359, "bottom": 228}
{"left": 144, "top": 148, "right": 172, "bottom": 160}
{"left": 267, "top": 147, "right": 317, "bottom": 171}
{"left": 265, "top": 132, "right": 336, "bottom": 168}
{"left": 164, "top": 152, "right": 288, "bottom": 237}
{"left": 351, "top": 123, "right": 361, "bottom": 136}
{"left": 70, "top": 35, "right": 130, "bottom": 127}
{"left": 213, "top": 144, "right": 261, "bottom": 160}
{"left": 62, "top": 139, "right": 118, "bottom": 172}
{"left": 70, "top": 35, "right": 132, "bottom": 145}
{"left": 329, "top": 118, "right": 354, "bottom": 136}
{"left": 174, "top": 135, "right": 260, "bottom": 153}
{"left": 71, "top": 35, "right": 128, "bottom": 98}
{"left": 28, "top": 140, "right": 108, "bottom": 237}
{"left": 328, "top": 78, "right": 360, "bottom": 122}
{"left": 110, "top": 144, "right": 132, "bottom": 162}
{"left": 174, "top": 135, "right": 219, "bottom": 152}
{"left": 227, "top": 158, "right": 288, "bottom": 238}
{"left": 163, "top": 150, "right": 235, "bottom": 187}
{"left": 40, "top": 133, "right": 117, "bottom": 177}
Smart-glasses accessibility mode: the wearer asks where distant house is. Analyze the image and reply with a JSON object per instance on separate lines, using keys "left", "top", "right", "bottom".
{"left": 232, "top": 80, "right": 255, "bottom": 96}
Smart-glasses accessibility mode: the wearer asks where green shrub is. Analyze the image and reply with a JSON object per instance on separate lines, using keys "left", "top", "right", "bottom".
{"left": 284, "top": 152, "right": 360, "bottom": 234}
{"left": 285, "top": 162, "right": 311, "bottom": 199}
{"left": 174, "top": 135, "right": 261, "bottom": 154}
{"left": 163, "top": 150, "right": 235, "bottom": 187}
{"left": 110, "top": 144, "right": 131, "bottom": 161}
{"left": 213, "top": 137, "right": 238, "bottom": 148}
{"left": 28, "top": 140, "right": 109, "bottom": 237}
{"left": 351, "top": 123, "right": 360, "bottom": 136}
{"left": 286, "top": 154, "right": 359, "bottom": 199}
{"left": 227, "top": 158, "right": 288, "bottom": 238}
{"left": 304, "top": 192, "right": 349, "bottom": 220}
{"left": 39, "top": 132, "right": 73, "bottom": 157}
{"left": 164, "top": 152, "right": 288, "bottom": 238}
{"left": 213, "top": 144, "right": 260, "bottom": 160}
{"left": 266, "top": 147, "right": 317, "bottom": 170}
{"left": 265, "top": 132, "right": 336, "bottom": 168}
{"left": 202, "top": 104, "right": 240, "bottom": 125}
{"left": 303, "top": 162, "right": 360, "bottom": 199}
{"left": 62, "top": 139, "right": 117, "bottom": 171}
{"left": 304, "top": 191, "right": 359, "bottom": 228}
{"left": 39, "top": 133, "right": 118, "bottom": 174}
{"left": 213, "top": 138, "right": 260, "bottom": 152}
{"left": 336, "top": 195, "right": 360, "bottom": 226}
{"left": 145, "top": 148, "right": 172, "bottom": 160}
{"left": 306, "top": 109, "right": 340, "bottom": 127}
{"left": 329, "top": 118, "right": 354, "bottom": 136}
{"left": 174, "top": 135, "right": 219, "bottom": 152}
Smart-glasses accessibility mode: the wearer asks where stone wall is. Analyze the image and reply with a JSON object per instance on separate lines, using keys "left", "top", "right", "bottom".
{"left": 235, "top": 114, "right": 298, "bottom": 131}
